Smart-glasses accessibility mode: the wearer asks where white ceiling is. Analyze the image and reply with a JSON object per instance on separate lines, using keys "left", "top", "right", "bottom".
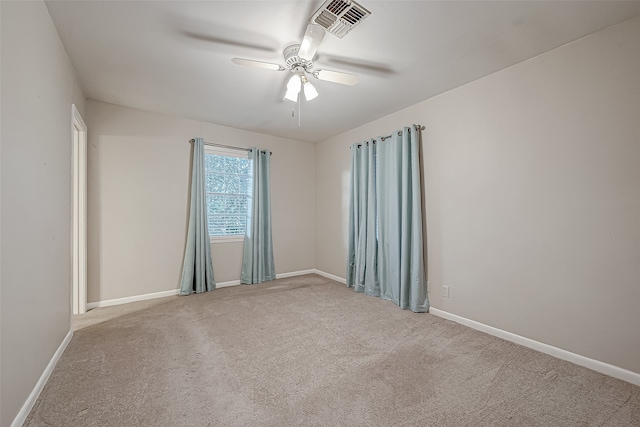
{"left": 46, "top": 1, "right": 640, "bottom": 143}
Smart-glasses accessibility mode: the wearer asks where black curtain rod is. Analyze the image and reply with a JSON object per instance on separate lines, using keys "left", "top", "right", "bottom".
{"left": 352, "top": 125, "right": 425, "bottom": 148}
{"left": 189, "top": 139, "right": 272, "bottom": 155}
{"left": 189, "top": 139, "right": 249, "bottom": 152}
{"left": 380, "top": 125, "right": 425, "bottom": 141}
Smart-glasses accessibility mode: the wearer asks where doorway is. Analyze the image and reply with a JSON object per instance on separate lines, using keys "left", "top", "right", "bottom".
{"left": 72, "top": 104, "right": 87, "bottom": 314}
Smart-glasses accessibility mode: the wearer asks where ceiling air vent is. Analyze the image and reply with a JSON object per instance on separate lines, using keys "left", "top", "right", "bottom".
{"left": 309, "top": 0, "right": 371, "bottom": 39}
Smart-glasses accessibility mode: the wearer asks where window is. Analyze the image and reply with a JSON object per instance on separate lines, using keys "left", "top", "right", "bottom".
{"left": 204, "top": 146, "right": 252, "bottom": 243}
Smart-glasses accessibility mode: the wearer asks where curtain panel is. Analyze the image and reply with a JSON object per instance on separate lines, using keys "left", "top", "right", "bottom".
{"left": 179, "top": 137, "right": 216, "bottom": 295}
{"left": 241, "top": 148, "right": 276, "bottom": 284}
{"left": 346, "top": 139, "right": 379, "bottom": 295}
{"left": 347, "top": 126, "right": 429, "bottom": 312}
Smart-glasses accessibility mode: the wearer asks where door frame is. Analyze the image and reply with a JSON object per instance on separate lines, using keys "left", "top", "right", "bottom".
{"left": 72, "top": 104, "right": 87, "bottom": 315}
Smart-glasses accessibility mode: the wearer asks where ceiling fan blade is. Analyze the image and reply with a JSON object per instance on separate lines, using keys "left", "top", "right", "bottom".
{"left": 315, "top": 54, "right": 395, "bottom": 76}
{"left": 231, "top": 58, "right": 285, "bottom": 71}
{"left": 184, "top": 31, "right": 277, "bottom": 53}
{"left": 313, "top": 69, "right": 359, "bottom": 86}
{"left": 298, "top": 24, "right": 326, "bottom": 61}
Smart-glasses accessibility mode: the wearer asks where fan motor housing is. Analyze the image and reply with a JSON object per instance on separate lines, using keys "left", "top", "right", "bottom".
{"left": 283, "top": 44, "right": 313, "bottom": 71}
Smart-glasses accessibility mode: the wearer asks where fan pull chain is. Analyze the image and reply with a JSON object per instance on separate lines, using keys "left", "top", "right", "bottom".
{"left": 289, "top": 92, "right": 302, "bottom": 126}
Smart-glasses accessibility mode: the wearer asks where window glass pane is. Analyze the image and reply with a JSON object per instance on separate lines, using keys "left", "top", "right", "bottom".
{"left": 225, "top": 157, "right": 235, "bottom": 175}
{"left": 212, "top": 154, "right": 225, "bottom": 171}
{"left": 227, "top": 176, "right": 243, "bottom": 194}
{"left": 214, "top": 174, "right": 226, "bottom": 193}
{"left": 237, "top": 159, "right": 249, "bottom": 174}
{"left": 204, "top": 151, "right": 251, "bottom": 237}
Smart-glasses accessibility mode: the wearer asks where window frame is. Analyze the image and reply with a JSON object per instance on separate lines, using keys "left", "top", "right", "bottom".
{"left": 203, "top": 145, "right": 251, "bottom": 244}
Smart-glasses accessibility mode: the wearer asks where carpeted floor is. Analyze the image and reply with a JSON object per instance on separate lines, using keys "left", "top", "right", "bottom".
{"left": 26, "top": 274, "right": 640, "bottom": 426}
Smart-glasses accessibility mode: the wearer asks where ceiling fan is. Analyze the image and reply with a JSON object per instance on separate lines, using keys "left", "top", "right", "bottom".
{"left": 231, "top": 0, "right": 371, "bottom": 103}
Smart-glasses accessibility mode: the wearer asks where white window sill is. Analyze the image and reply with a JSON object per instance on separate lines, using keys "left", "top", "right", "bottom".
{"left": 209, "top": 236, "right": 245, "bottom": 244}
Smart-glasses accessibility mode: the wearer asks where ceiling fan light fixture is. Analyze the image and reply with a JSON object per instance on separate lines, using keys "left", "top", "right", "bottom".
{"left": 286, "top": 74, "right": 302, "bottom": 92}
{"left": 303, "top": 81, "right": 319, "bottom": 101}
{"left": 284, "top": 89, "right": 299, "bottom": 102}
{"left": 284, "top": 74, "right": 302, "bottom": 102}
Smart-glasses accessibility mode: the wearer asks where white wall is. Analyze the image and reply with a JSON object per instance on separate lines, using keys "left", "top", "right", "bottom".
{"left": 86, "top": 100, "right": 315, "bottom": 303}
{"left": 315, "top": 15, "right": 640, "bottom": 375}
{"left": 0, "top": 1, "right": 86, "bottom": 425}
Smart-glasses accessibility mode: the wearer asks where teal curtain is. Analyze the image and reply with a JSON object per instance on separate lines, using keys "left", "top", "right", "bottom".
{"left": 179, "top": 138, "right": 215, "bottom": 295}
{"left": 377, "top": 127, "right": 428, "bottom": 312}
{"left": 241, "top": 148, "right": 276, "bottom": 284}
{"left": 346, "top": 139, "right": 379, "bottom": 295}
{"left": 347, "top": 126, "right": 429, "bottom": 312}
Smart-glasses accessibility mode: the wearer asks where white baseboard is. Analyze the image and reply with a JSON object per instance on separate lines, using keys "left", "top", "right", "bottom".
{"left": 312, "top": 269, "right": 347, "bottom": 284}
{"left": 429, "top": 307, "right": 640, "bottom": 387}
{"left": 85, "top": 270, "right": 320, "bottom": 309}
{"left": 220, "top": 269, "right": 317, "bottom": 287}
{"left": 216, "top": 279, "right": 241, "bottom": 288}
{"left": 86, "top": 289, "right": 179, "bottom": 310}
{"left": 11, "top": 330, "right": 73, "bottom": 427}
{"left": 277, "top": 269, "right": 316, "bottom": 279}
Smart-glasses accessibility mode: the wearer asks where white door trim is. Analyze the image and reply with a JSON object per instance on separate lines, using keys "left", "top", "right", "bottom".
{"left": 72, "top": 104, "right": 87, "bottom": 315}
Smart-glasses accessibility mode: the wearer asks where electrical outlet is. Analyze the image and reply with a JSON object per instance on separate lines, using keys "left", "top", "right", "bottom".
{"left": 442, "top": 286, "right": 450, "bottom": 298}
{"left": 427, "top": 281, "right": 431, "bottom": 293}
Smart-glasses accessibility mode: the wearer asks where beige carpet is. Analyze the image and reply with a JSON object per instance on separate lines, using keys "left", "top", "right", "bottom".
{"left": 26, "top": 274, "right": 639, "bottom": 426}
